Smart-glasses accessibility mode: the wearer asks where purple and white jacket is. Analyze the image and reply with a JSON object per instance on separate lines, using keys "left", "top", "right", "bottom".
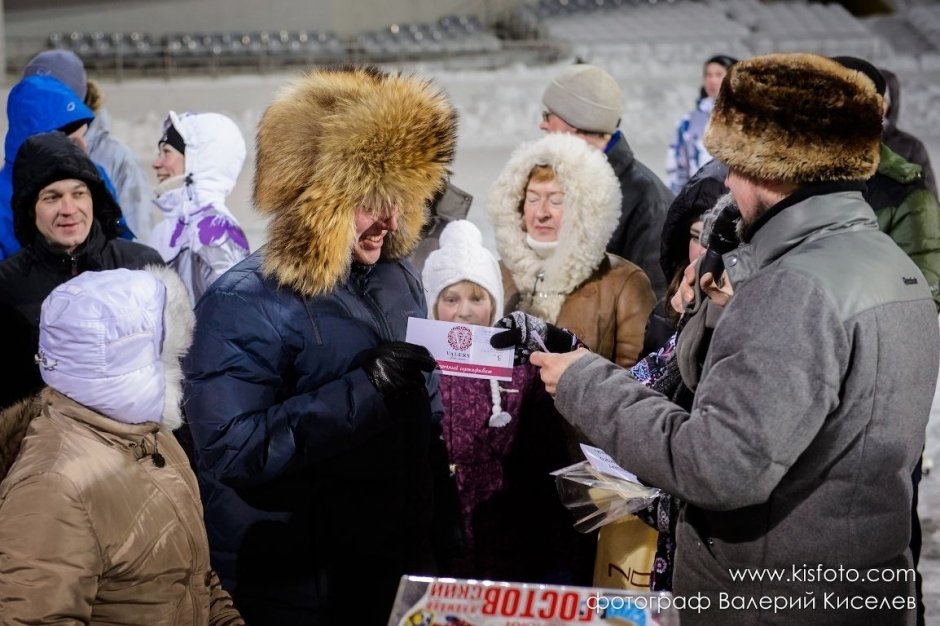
{"left": 148, "top": 111, "right": 250, "bottom": 306}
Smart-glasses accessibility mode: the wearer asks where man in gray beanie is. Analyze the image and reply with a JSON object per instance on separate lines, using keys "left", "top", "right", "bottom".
{"left": 534, "top": 52, "right": 939, "bottom": 624}
{"left": 22, "top": 50, "right": 87, "bottom": 100}
{"left": 22, "top": 50, "right": 154, "bottom": 240}
{"left": 541, "top": 63, "right": 672, "bottom": 299}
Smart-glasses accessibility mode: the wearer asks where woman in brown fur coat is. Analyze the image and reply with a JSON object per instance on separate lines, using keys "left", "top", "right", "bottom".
{"left": 488, "top": 132, "right": 656, "bottom": 368}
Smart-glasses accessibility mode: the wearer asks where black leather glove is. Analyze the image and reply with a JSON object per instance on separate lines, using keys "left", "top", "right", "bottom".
{"left": 360, "top": 341, "right": 438, "bottom": 400}
{"left": 489, "top": 311, "right": 582, "bottom": 365}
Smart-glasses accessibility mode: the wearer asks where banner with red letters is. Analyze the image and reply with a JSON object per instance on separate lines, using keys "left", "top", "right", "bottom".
{"left": 387, "top": 576, "right": 680, "bottom": 626}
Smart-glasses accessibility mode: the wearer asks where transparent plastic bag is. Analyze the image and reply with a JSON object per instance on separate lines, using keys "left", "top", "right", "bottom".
{"left": 552, "top": 460, "right": 661, "bottom": 533}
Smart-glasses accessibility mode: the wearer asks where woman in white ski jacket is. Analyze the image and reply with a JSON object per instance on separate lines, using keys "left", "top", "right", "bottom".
{"left": 149, "top": 111, "right": 250, "bottom": 305}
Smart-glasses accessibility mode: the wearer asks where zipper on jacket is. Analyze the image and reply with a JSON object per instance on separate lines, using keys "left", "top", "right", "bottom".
{"left": 151, "top": 436, "right": 166, "bottom": 467}
{"left": 350, "top": 265, "right": 394, "bottom": 342}
{"left": 69, "top": 255, "right": 78, "bottom": 277}
{"left": 184, "top": 173, "right": 195, "bottom": 202}
{"left": 144, "top": 431, "right": 205, "bottom": 622}
{"left": 533, "top": 269, "right": 545, "bottom": 296}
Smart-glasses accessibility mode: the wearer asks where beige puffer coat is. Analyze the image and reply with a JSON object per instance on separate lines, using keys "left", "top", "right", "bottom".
{"left": 0, "top": 389, "right": 243, "bottom": 626}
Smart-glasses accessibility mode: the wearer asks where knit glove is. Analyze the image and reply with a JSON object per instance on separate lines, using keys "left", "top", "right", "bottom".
{"left": 490, "top": 311, "right": 582, "bottom": 365}
{"left": 360, "top": 341, "right": 438, "bottom": 401}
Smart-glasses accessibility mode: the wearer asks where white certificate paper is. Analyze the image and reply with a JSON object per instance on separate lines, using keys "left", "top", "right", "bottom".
{"left": 406, "top": 317, "right": 514, "bottom": 381}
{"left": 580, "top": 443, "right": 641, "bottom": 484}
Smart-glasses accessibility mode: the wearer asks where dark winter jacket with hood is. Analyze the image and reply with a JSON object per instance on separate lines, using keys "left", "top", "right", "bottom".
{"left": 182, "top": 67, "right": 457, "bottom": 626}
{"left": 0, "top": 74, "right": 127, "bottom": 260}
{"left": 0, "top": 131, "right": 162, "bottom": 411}
{"left": 604, "top": 131, "right": 673, "bottom": 299}
{"left": 641, "top": 158, "right": 728, "bottom": 356}
{"left": 409, "top": 177, "right": 472, "bottom": 272}
{"left": 881, "top": 68, "right": 936, "bottom": 196}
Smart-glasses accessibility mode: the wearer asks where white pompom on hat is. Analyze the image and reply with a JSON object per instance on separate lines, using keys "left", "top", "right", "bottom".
{"left": 422, "top": 220, "right": 504, "bottom": 324}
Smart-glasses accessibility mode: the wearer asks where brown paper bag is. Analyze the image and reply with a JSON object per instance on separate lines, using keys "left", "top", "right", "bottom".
{"left": 592, "top": 516, "right": 658, "bottom": 590}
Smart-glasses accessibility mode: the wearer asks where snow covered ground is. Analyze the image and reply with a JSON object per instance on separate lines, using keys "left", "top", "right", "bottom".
{"left": 2, "top": 7, "right": 939, "bottom": 619}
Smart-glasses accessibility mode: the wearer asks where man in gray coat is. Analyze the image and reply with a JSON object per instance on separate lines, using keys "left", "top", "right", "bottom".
{"left": 533, "top": 53, "right": 939, "bottom": 624}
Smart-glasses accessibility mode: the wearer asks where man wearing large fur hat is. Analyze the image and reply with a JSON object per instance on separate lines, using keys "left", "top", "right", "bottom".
{"left": 182, "top": 66, "right": 456, "bottom": 625}
{"left": 534, "top": 53, "right": 939, "bottom": 624}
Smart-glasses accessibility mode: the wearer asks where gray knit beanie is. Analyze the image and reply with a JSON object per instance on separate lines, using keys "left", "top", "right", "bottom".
{"left": 542, "top": 64, "right": 623, "bottom": 134}
{"left": 22, "top": 50, "right": 87, "bottom": 100}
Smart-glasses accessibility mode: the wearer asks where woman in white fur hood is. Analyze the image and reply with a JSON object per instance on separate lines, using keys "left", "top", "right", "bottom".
{"left": 488, "top": 132, "right": 656, "bottom": 368}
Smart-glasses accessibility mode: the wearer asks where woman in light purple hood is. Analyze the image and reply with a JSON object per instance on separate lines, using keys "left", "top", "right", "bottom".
{"left": 0, "top": 267, "right": 242, "bottom": 624}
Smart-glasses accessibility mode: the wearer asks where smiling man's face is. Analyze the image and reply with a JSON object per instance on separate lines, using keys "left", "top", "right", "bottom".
{"left": 352, "top": 205, "right": 400, "bottom": 264}
{"left": 35, "top": 178, "right": 94, "bottom": 253}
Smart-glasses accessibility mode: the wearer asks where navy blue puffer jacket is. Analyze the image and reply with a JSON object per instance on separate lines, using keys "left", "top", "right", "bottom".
{"left": 183, "top": 251, "right": 439, "bottom": 625}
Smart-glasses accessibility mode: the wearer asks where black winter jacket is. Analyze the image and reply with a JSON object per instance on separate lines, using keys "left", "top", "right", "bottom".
{"left": 0, "top": 220, "right": 164, "bottom": 410}
{"left": 604, "top": 133, "right": 674, "bottom": 300}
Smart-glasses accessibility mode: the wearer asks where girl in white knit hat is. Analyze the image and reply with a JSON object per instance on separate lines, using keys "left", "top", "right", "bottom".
{"left": 423, "top": 219, "right": 591, "bottom": 583}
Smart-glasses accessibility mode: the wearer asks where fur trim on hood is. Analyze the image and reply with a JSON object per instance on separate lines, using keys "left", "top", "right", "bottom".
{"left": 84, "top": 78, "right": 104, "bottom": 114}
{"left": 0, "top": 394, "right": 43, "bottom": 482}
{"left": 254, "top": 66, "right": 457, "bottom": 297}
{"left": 703, "top": 53, "right": 883, "bottom": 183}
{"left": 487, "top": 133, "right": 621, "bottom": 323}
{"left": 153, "top": 264, "right": 195, "bottom": 430}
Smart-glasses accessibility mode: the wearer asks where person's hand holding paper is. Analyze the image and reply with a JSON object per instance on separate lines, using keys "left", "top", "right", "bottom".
{"left": 489, "top": 311, "right": 583, "bottom": 365}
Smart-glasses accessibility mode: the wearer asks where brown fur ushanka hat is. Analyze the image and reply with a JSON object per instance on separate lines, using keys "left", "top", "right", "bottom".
{"left": 703, "top": 53, "right": 883, "bottom": 184}
{"left": 254, "top": 66, "right": 457, "bottom": 297}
